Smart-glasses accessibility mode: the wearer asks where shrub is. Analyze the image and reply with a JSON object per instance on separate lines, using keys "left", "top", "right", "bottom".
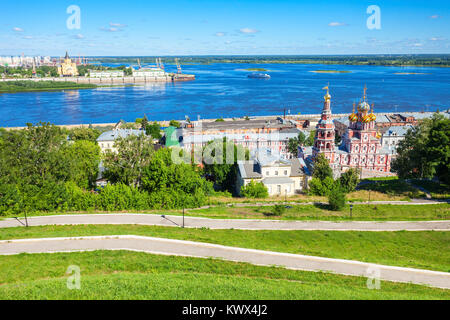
{"left": 271, "top": 204, "right": 286, "bottom": 216}
{"left": 339, "top": 168, "right": 360, "bottom": 193}
{"left": 308, "top": 176, "right": 335, "bottom": 196}
{"left": 328, "top": 187, "right": 346, "bottom": 211}
{"left": 241, "top": 180, "right": 269, "bottom": 198}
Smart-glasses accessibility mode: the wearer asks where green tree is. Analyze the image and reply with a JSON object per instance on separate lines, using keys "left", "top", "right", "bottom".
{"left": 328, "top": 187, "right": 346, "bottom": 211}
{"left": 63, "top": 140, "right": 101, "bottom": 189}
{"left": 287, "top": 131, "right": 307, "bottom": 157}
{"left": 313, "top": 154, "right": 333, "bottom": 181}
{"left": 339, "top": 168, "right": 360, "bottom": 193}
{"left": 392, "top": 113, "right": 449, "bottom": 184}
{"left": 306, "top": 130, "right": 316, "bottom": 146}
{"left": 141, "top": 148, "right": 213, "bottom": 208}
{"left": 145, "top": 122, "right": 162, "bottom": 140}
{"left": 308, "top": 176, "right": 335, "bottom": 196}
{"left": 169, "top": 120, "right": 181, "bottom": 128}
{"left": 241, "top": 180, "right": 269, "bottom": 198}
{"left": 68, "top": 127, "right": 101, "bottom": 143}
{"left": 141, "top": 114, "right": 149, "bottom": 130}
{"left": 203, "top": 138, "right": 249, "bottom": 193}
{"left": 103, "top": 134, "right": 155, "bottom": 187}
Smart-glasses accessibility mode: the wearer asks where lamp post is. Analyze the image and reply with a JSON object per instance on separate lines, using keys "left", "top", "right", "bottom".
{"left": 182, "top": 206, "right": 185, "bottom": 228}
{"left": 349, "top": 204, "right": 353, "bottom": 219}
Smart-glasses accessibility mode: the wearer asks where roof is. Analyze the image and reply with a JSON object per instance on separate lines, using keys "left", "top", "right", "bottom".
{"left": 97, "top": 129, "right": 143, "bottom": 142}
{"left": 180, "top": 129, "right": 300, "bottom": 145}
{"left": 262, "top": 177, "right": 294, "bottom": 184}
{"left": 238, "top": 151, "right": 307, "bottom": 180}
{"left": 383, "top": 125, "right": 413, "bottom": 137}
{"left": 238, "top": 161, "right": 262, "bottom": 179}
{"left": 184, "top": 118, "right": 294, "bottom": 132}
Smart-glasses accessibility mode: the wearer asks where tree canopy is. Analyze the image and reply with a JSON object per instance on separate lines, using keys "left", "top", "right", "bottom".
{"left": 103, "top": 134, "right": 155, "bottom": 187}
{"left": 392, "top": 113, "right": 449, "bottom": 184}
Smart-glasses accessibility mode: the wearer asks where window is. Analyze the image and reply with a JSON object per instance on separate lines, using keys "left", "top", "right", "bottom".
{"left": 266, "top": 171, "right": 269, "bottom": 176}
{"left": 284, "top": 170, "right": 288, "bottom": 176}
{"left": 277, "top": 185, "right": 281, "bottom": 193}
{"left": 275, "top": 171, "right": 279, "bottom": 176}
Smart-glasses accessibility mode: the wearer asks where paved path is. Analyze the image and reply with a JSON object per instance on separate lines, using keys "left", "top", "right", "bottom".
{"left": 192, "top": 199, "right": 448, "bottom": 210}
{"left": 0, "top": 235, "right": 449, "bottom": 289}
{"left": 1, "top": 214, "right": 449, "bottom": 231}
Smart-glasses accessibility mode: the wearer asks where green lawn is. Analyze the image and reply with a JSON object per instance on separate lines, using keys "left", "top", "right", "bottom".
{"left": 411, "top": 180, "right": 450, "bottom": 199}
{"left": 359, "top": 178, "right": 424, "bottom": 198}
{"left": 186, "top": 203, "right": 449, "bottom": 221}
{"left": 0, "top": 251, "right": 447, "bottom": 300}
{"left": 0, "top": 80, "right": 97, "bottom": 93}
{"left": 4, "top": 203, "right": 448, "bottom": 221}
{"left": 1, "top": 225, "right": 449, "bottom": 272}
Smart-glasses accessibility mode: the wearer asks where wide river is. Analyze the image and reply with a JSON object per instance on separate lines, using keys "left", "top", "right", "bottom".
{"left": 1, "top": 63, "right": 449, "bottom": 127}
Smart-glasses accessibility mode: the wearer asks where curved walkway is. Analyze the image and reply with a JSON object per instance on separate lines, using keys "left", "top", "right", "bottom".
{"left": 0, "top": 214, "right": 449, "bottom": 231}
{"left": 0, "top": 235, "right": 449, "bottom": 289}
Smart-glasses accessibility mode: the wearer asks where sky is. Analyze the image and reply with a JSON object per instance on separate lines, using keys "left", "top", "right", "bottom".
{"left": 1, "top": 0, "right": 449, "bottom": 56}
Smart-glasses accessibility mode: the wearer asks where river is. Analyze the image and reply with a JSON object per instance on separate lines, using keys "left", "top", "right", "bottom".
{"left": 1, "top": 63, "right": 449, "bottom": 127}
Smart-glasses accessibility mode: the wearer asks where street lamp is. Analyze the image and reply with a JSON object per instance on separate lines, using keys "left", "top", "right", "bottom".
{"left": 349, "top": 204, "right": 353, "bottom": 219}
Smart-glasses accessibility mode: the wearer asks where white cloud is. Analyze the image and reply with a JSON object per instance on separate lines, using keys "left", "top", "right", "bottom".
{"left": 110, "top": 22, "right": 127, "bottom": 28}
{"left": 429, "top": 37, "right": 445, "bottom": 41}
{"left": 74, "top": 34, "right": 84, "bottom": 39}
{"left": 430, "top": 15, "right": 440, "bottom": 19}
{"left": 239, "top": 28, "right": 259, "bottom": 34}
{"left": 215, "top": 32, "right": 226, "bottom": 37}
{"left": 328, "top": 22, "right": 347, "bottom": 27}
{"left": 101, "top": 27, "right": 121, "bottom": 32}
{"left": 13, "top": 27, "right": 23, "bottom": 32}
{"left": 23, "top": 35, "right": 33, "bottom": 39}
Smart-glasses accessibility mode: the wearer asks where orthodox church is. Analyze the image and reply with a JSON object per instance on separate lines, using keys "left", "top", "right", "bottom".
{"left": 299, "top": 85, "right": 392, "bottom": 175}
{"left": 57, "top": 51, "right": 78, "bottom": 77}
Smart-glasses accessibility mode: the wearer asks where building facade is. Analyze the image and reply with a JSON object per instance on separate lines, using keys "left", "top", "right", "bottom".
{"left": 175, "top": 118, "right": 302, "bottom": 159}
{"left": 237, "top": 152, "right": 309, "bottom": 196}
{"left": 300, "top": 86, "right": 392, "bottom": 175}
{"left": 89, "top": 70, "right": 125, "bottom": 78}
{"left": 381, "top": 125, "right": 413, "bottom": 153}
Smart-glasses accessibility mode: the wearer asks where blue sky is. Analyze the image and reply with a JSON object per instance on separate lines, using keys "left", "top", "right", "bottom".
{"left": 1, "top": 0, "right": 449, "bottom": 56}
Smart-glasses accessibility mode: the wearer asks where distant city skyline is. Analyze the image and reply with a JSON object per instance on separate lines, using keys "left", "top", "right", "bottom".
{"left": 1, "top": 0, "right": 449, "bottom": 56}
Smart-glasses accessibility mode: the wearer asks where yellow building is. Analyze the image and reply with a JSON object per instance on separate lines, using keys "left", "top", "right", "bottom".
{"left": 58, "top": 52, "right": 78, "bottom": 77}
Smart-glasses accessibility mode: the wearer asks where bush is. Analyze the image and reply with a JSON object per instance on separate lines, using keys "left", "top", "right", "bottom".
{"left": 271, "top": 204, "right": 286, "bottom": 216}
{"left": 339, "top": 168, "right": 360, "bottom": 193}
{"left": 328, "top": 188, "right": 346, "bottom": 211}
{"left": 241, "top": 180, "right": 269, "bottom": 198}
{"left": 308, "top": 176, "right": 335, "bottom": 196}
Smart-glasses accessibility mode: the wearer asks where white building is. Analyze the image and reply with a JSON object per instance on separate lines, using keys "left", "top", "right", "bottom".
{"left": 89, "top": 70, "right": 124, "bottom": 78}
{"left": 236, "top": 151, "right": 309, "bottom": 196}
{"left": 96, "top": 129, "right": 143, "bottom": 153}
{"left": 381, "top": 125, "right": 413, "bottom": 153}
{"left": 133, "top": 67, "right": 166, "bottom": 77}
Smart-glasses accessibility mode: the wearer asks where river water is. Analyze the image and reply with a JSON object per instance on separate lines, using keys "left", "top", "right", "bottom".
{"left": 1, "top": 63, "right": 449, "bottom": 127}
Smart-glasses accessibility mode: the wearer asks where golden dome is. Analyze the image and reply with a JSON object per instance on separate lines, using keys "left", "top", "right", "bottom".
{"left": 362, "top": 115, "right": 372, "bottom": 123}
{"left": 348, "top": 102, "right": 357, "bottom": 122}
{"left": 358, "top": 101, "right": 370, "bottom": 112}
